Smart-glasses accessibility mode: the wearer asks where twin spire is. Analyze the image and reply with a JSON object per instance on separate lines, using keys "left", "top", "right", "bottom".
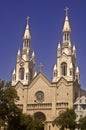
{"left": 63, "top": 7, "right": 71, "bottom": 33}
{"left": 23, "top": 16, "right": 31, "bottom": 40}
{"left": 62, "top": 7, "right": 71, "bottom": 43}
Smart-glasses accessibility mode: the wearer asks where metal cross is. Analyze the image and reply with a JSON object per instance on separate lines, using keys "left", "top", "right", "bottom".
{"left": 26, "top": 16, "right": 30, "bottom": 24}
{"left": 39, "top": 63, "right": 43, "bottom": 72}
{"left": 65, "top": 7, "right": 69, "bottom": 16}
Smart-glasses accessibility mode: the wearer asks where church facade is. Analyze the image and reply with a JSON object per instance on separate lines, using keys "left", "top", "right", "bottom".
{"left": 12, "top": 9, "right": 84, "bottom": 130}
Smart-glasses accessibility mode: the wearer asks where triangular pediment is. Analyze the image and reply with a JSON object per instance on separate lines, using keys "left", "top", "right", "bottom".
{"left": 56, "top": 77, "right": 72, "bottom": 88}
{"left": 15, "top": 81, "right": 24, "bottom": 90}
{"left": 28, "top": 72, "right": 51, "bottom": 89}
{"left": 74, "top": 96, "right": 86, "bottom": 105}
{"left": 61, "top": 52, "right": 69, "bottom": 60}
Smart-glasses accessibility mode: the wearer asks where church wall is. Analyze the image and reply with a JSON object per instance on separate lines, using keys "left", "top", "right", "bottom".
{"left": 58, "top": 84, "right": 73, "bottom": 106}
{"left": 27, "top": 77, "right": 52, "bottom": 103}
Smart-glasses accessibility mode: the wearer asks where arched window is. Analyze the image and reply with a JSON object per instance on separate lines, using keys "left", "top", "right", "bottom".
{"left": 61, "top": 62, "right": 67, "bottom": 76}
{"left": 19, "top": 68, "right": 24, "bottom": 80}
{"left": 67, "top": 34, "right": 69, "bottom": 40}
{"left": 65, "top": 33, "right": 66, "bottom": 41}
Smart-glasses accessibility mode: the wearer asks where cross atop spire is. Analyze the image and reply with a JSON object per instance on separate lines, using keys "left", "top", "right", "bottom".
{"left": 26, "top": 16, "right": 30, "bottom": 25}
{"left": 65, "top": 7, "right": 69, "bottom": 16}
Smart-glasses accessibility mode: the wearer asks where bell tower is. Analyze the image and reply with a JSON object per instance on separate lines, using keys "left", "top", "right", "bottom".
{"left": 52, "top": 8, "right": 79, "bottom": 82}
{"left": 52, "top": 8, "right": 80, "bottom": 102}
{"left": 12, "top": 17, "right": 35, "bottom": 86}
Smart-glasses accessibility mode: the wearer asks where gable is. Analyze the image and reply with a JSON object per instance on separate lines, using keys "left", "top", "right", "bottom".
{"left": 74, "top": 96, "right": 86, "bottom": 105}
{"left": 15, "top": 81, "right": 23, "bottom": 90}
{"left": 57, "top": 77, "right": 73, "bottom": 87}
{"left": 27, "top": 73, "right": 54, "bottom": 104}
{"left": 28, "top": 72, "right": 51, "bottom": 89}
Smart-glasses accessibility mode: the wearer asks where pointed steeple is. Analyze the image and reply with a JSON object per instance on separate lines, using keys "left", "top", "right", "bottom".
{"left": 23, "top": 17, "right": 31, "bottom": 50}
{"left": 13, "top": 68, "right": 16, "bottom": 75}
{"left": 17, "top": 49, "right": 21, "bottom": 62}
{"left": 32, "top": 51, "right": 35, "bottom": 64}
{"left": 54, "top": 64, "right": 57, "bottom": 71}
{"left": 17, "top": 48, "right": 20, "bottom": 56}
{"left": 76, "top": 66, "right": 80, "bottom": 83}
{"left": 57, "top": 42, "right": 61, "bottom": 57}
{"left": 23, "top": 16, "right": 31, "bottom": 40}
{"left": 63, "top": 7, "right": 71, "bottom": 32}
{"left": 32, "top": 51, "right": 35, "bottom": 58}
{"left": 12, "top": 68, "right": 16, "bottom": 82}
{"left": 52, "top": 64, "right": 57, "bottom": 82}
{"left": 76, "top": 66, "right": 79, "bottom": 74}
{"left": 62, "top": 7, "right": 71, "bottom": 43}
{"left": 73, "top": 45, "right": 76, "bottom": 58}
{"left": 34, "top": 71, "right": 37, "bottom": 77}
{"left": 58, "top": 42, "right": 61, "bottom": 49}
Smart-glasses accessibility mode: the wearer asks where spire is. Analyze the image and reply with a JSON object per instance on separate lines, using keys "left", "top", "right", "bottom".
{"left": 17, "top": 49, "right": 21, "bottom": 62}
{"left": 57, "top": 42, "right": 61, "bottom": 57}
{"left": 32, "top": 51, "right": 35, "bottom": 64}
{"left": 73, "top": 45, "right": 76, "bottom": 57}
{"left": 73, "top": 45, "right": 76, "bottom": 51}
{"left": 58, "top": 42, "right": 61, "bottom": 49}
{"left": 76, "top": 66, "right": 79, "bottom": 73}
{"left": 23, "top": 17, "right": 31, "bottom": 49}
{"left": 17, "top": 48, "right": 20, "bottom": 56}
{"left": 54, "top": 64, "right": 57, "bottom": 71}
{"left": 76, "top": 66, "right": 80, "bottom": 83}
{"left": 34, "top": 72, "right": 37, "bottom": 77}
{"left": 13, "top": 68, "right": 16, "bottom": 75}
{"left": 23, "top": 16, "right": 31, "bottom": 40}
{"left": 62, "top": 7, "right": 71, "bottom": 43}
{"left": 52, "top": 64, "right": 57, "bottom": 82}
{"left": 32, "top": 51, "right": 35, "bottom": 58}
{"left": 63, "top": 7, "right": 71, "bottom": 33}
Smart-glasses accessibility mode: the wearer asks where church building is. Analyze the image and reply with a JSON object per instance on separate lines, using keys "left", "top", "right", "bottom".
{"left": 12, "top": 8, "right": 85, "bottom": 130}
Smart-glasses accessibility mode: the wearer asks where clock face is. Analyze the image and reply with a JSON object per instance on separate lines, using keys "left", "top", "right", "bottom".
{"left": 35, "top": 91, "right": 44, "bottom": 102}
{"left": 20, "top": 61, "right": 24, "bottom": 66}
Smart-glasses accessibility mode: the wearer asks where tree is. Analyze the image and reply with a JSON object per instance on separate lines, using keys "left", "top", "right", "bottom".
{"left": 79, "top": 116, "right": 86, "bottom": 130}
{"left": 52, "top": 108, "right": 76, "bottom": 130}
{"left": 20, "top": 114, "right": 43, "bottom": 130}
{"left": 0, "top": 80, "right": 22, "bottom": 130}
{"left": 0, "top": 80, "right": 43, "bottom": 130}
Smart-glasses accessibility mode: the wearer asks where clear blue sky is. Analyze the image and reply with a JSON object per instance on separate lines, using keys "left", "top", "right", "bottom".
{"left": 0, "top": 0, "right": 86, "bottom": 89}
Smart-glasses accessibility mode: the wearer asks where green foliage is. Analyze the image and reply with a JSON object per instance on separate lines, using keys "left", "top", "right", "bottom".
{"left": 0, "top": 80, "right": 43, "bottom": 130}
{"left": 79, "top": 116, "right": 86, "bottom": 130}
{"left": 0, "top": 80, "right": 22, "bottom": 129}
{"left": 20, "top": 114, "right": 43, "bottom": 130}
{"left": 52, "top": 108, "right": 76, "bottom": 130}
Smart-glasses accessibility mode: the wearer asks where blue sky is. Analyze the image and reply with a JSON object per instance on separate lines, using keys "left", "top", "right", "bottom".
{"left": 0, "top": 0, "right": 86, "bottom": 89}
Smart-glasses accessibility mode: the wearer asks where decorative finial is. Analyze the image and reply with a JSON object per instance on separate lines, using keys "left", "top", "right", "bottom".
{"left": 26, "top": 16, "right": 30, "bottom": 25}
{"left": 65, "top": 7, "right": 69, "bottom": 16}
{"left": 39, "top": 63, "right": 43, "bottom": 72}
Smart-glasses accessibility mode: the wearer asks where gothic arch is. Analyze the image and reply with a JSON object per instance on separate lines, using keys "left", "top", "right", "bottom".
{"left": 61, "top": 62, "right": 67, "bottom": 76}
{"left": 19, "top": 68, "right": 24, "bottom": 80}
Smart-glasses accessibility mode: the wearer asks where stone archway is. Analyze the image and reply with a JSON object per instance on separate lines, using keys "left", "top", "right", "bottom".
{"left": 34, "top": 111, "right": 46, "bottom": 121}
{"left": 34, "top": 112, "right": 46, "bottom": 130}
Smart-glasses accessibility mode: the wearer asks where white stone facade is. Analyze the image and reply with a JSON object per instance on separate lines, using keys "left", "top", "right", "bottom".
{"left": 12, "top": 9, "right": 85, "bottom": 130}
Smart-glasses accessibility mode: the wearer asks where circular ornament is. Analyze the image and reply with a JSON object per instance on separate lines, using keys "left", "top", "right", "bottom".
{"left": 35, "top": 91, "right": 44, "bottom": 102}
{"left": 20, "top": 61, "right": 24, "bottom": 66}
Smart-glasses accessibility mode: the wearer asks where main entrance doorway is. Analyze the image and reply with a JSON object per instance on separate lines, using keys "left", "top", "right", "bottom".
{"left": 34, "top": 112, "right": 46, "bottom": 130}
